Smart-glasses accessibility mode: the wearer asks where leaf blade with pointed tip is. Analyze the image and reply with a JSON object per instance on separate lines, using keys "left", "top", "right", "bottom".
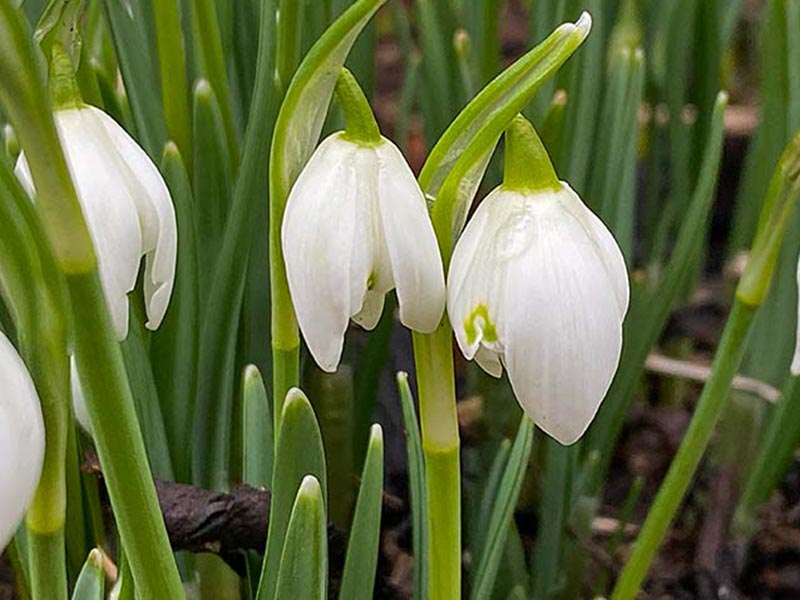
{"left": 70, "top": 549, "right": 105, "bottom": 600}
{"left": 256, "top": 389, "right": 327, "bottom": 600}
{"left": 274, "top": 476, "right": 328, "bottom": 600}
{"left": 471, "top": 418, "right": 534, "bottom": 599}
{"left": 339, "top": 424, "right": 384, "bottom": 600}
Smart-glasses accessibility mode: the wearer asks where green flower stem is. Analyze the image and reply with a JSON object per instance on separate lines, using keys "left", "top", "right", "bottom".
{"left": 153, "top": 0, "right": 192, "bottom": 168}
{"left": 24, "top": 336, "right": 69, "bottom": 600}
{"left": 0, "top": 4, "right": 182, "bottom": 596}
{"left": 69, "top": 273, "right": 184, "bottom": 599}
{"left": 412, "top": 325, "right": 461, "bottom": 600}
{"left": 611, "top": 299, "right": 756, "bottom": 599}
{"left": 193, "top": 0, "right": 239, "bottom": 165}
{"left": 27, "top": 530, "right": 67, "bottom": 600}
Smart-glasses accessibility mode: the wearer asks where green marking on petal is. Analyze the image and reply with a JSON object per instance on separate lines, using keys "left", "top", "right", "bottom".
{"left": 464, "top": 304, "right": 498, "bottom": 346}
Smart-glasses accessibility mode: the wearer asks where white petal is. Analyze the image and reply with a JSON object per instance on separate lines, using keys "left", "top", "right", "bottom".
{"left": 556, "top": 183, "right": 629, "bottom": 318}
{"left": 52, "top": 108, "right": 144, "bottom": 340}
{"left": 375, "top": 139, "right": 446, "bottom": 332}
{"left": 475, "top": 346, "right": 503, "bottom": 378}
{"left": 282, "top": 134, "right": 360, "bottom": 372}
{"left": 0, "top": 332, "right": 44, "bottom": 551}
{"left": 70, "top": 357, "right": 92, "bottom": 434}
{"left": 348, "top": 144, "right": 393, "bottom": 329}
{"left": 792, "top": 253, "right": 800, "bottom": 376}
{"left": 91, "top": 107, "right": 177, "bottom": 331}
{"left": 447, "top": 188, "right": 521, "bottom": 363}
{"left": 501, "top": 198, "right": 623, "bottom": 445}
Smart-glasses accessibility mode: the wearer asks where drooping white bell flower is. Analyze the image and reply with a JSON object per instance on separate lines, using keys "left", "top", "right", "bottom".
{"left": 282, "top": 132, "right": 445, "bottom": 373}
{"left": 15, "top": 105, "right": 177, "bottom": 341}
{"left": 0, "top": 331, "right": 45, "bottom": 550}
{"left": 447, "top": 117, "right": 629, "bottom": 445}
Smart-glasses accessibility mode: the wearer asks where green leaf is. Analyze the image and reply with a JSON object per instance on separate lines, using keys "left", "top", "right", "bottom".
{"left": 472, "top": 439, "right": 511, "bottom": 565}
{"left": 471, "top": 418, "right": 534, "bottom": 600}
{"left": 120, "top": 306, "right": 174, "bottom": 481}
{"left": 70, "top": 549, "right": 105, "bottom": 600}
{"left": 417, "top": 12, "right": 592, "bottom": 262}
{"left": 191, "top": 0, "right": 277, "bottom": 490}
{"left": 191, "top": 79, "right": 232, "bottom": 299}
{"left": 242, "top": 364, "right": 273, "bottom": 487}
{"left": 151, "top": 143, "right": 199, "bottom": 483}
{"left": 274, "top": 476, "right": 328, "bottom": 600}
{"left": 256, "top": 389, "right": 327, "bottom": 600}
{"left": 339, "top": 424, "right": 384, "bottom": 600}
{"left": 101, "top": 0, "right": 166, "bottom": 158}
{"left": 397, "top": 372, "right": 427, "bottom": 600}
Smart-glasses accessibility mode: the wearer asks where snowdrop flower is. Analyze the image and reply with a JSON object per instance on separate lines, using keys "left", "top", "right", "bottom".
{"left": 282, "top": 70, "right": 445, "bottom": 372}
{"left": 15, "top": 105, "right": 177, "bottom": 340}
{"left": 447, "top": 116, "right": 629, "bottom": 445}
{"left": 0, "top": 331, "right": 45, "bottom": 550}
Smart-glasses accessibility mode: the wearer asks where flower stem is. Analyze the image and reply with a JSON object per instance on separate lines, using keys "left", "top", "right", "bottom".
{"left": 412, "top": 325, "right": 461, "bottom": 600}
{"left": 611, "top": 299, "right": 756, "bottom": 599}
{"left": 68, "top": 272, "right": 184, "bottom": 599}
{"left": 27, "top": 530, "right": 67, "bottom": 600}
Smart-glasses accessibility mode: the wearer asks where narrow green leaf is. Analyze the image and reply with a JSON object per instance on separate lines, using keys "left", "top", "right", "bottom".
{"left": 191, "top": 0, "right": 240, "bottom": 161}
{"left": 415, "top": 0, "right": 456, "bottom": 139}
{"left": 192, "top": 79, "right": 232, "bottom": 298}
{"left": 70, "top": 549, "right": 105, "bottom": 600}
{"left": 274, "top": 476, "right": 328, "bottom": 600}
{"left": 472, "top": 439, "right": 511, "bottom": 564}
{"left": 151, "top": 143, "right": 199, "bottom": 483}
{"left": 471, "top": 418, "right": 534, "bottom": 599}
{"left": 397, "top": 372, "right": 428, "bottom": 600}
{"left": 101, "top": 0, "right": 166, "bottom": 159}
{"left": 339, "top": 424, "right": 384, "bottom": 600}
{"left": 242, "top": 364, "right": 273, "bottom": 487}
{"left": 120, "top": 306, "right": 174, "bottom": 481}
{"left": 192, "top": 0, "right": 278, "bottom": 491}
{"left": 257, "top": 389, "right": 327, "bottom": 600}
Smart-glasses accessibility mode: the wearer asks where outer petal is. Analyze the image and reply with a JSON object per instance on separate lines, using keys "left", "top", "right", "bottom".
{"left": 501, "top": 198, "right": 623, "bottom": 445}
{"left": 282, "top": 134, "right": 360, "bottom": 372}
{"left": 447, "top": 188, "right": 521, "bottom": 364}
{"left": 16, "top": 108, "right": 143, "bottom": 340}
{"left": 556, "top": 183, "right": 629, "bottom": 318}
{"left": 70, "top": 357, "right": 92, "bottom": 434}
{"left": 375, "top": 139, "right": 446, "bottom": 333}
{"left": 92, "top": 107, "right": 177, "bottom": 331}
{"left": 0, "top": 332, "right": 45, "bottom": 551}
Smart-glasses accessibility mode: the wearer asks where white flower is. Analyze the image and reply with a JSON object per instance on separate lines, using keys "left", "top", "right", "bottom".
{"left": 282, "top": 132, "right": 446, "bottom": 372}
{"left": 447, "top": 182, "right": 629, "bottom": 445}
{"left": 0, "top": 331, "right": 45, "bottom": 550}
{"left": 15, "top": 105, "right": 177, "bottom": 340}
